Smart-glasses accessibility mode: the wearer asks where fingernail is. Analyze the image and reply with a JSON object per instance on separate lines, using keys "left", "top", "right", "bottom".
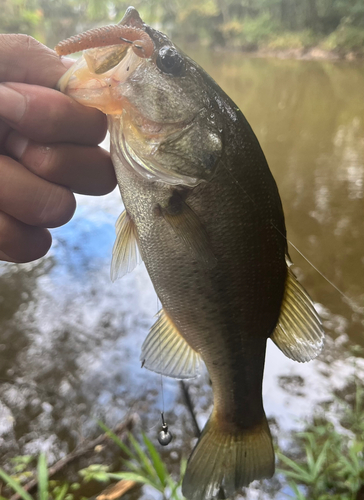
{"left": 6, "top": 131, "right": 29, "bottom": 159}
{"left": 0, "top": 84, "right": 26, "bottom": 123}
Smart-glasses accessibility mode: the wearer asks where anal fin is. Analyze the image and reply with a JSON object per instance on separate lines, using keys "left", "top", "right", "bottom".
{"left": 111, "top": 210, "right": 142, "bottom": 282}
{"left": 271, "top": 266, "right": 325, "bottom": 362}
{"left": 140, "top": 308, "right": 201, "bottom": 379}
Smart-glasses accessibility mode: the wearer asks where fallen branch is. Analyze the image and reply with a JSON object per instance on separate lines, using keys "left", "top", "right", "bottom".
{"left": 97, "top": 479, "right": 137, "bottom": 500}
{"left": 179, "top": 381, "right": 200, "bottom": 437}
{"left": 10, "top": 414, "right": 138, "bottom": 500}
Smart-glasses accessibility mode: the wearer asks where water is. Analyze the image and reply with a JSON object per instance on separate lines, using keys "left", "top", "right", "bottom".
{"left": 0, "top": 52, "right": 363, "bottom": 498}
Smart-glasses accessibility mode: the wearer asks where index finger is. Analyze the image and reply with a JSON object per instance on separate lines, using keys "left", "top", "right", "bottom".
{"left": 0, "top": 34, "right": 72, "bottom": 88}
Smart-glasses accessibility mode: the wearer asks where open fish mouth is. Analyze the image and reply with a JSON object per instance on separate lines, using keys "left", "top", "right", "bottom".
{"left": 57, "top": 44, "right": 144, "bottom": 114}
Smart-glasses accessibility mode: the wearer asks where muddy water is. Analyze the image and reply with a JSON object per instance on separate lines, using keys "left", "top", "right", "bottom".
{"left": 0, "top": 52, "right": 363, "bottom": 499}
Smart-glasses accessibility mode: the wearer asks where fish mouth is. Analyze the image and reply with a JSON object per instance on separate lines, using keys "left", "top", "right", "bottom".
{"left": 57, "top": 45, "right": 144, "bottom": 114}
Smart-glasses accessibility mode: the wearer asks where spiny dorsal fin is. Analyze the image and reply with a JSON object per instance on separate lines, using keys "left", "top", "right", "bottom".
{"left": 110, "top": 210, "right": 142, "bottom": 282}
{"left": 140, "top": 308, "right": 201, "bottom": 379}
{"left": 161, "top": 199, "right": 217, "bottom": 269}
{"left": 271, "top": 266, "right": 324, "bottom": 362}
{"left": 182, "top": 413, "right": 274, "bottom": 500}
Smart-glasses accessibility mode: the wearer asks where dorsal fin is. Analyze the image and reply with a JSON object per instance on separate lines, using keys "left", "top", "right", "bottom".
{"left": 110, "top": 210, "right": 142, "bottom": 282}
{"left": 140, "top": 308, "right": 201, "bottom": 379}
{"left": 271, "top": 266, "right": 324, "bottom": 362}
{"left": 119, "top": 7, "right": 144, "bottom": 28}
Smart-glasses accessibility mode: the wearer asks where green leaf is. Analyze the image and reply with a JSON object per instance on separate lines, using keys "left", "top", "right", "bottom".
{"left": 277, "top": 453, "right": 313, "bottom": 482}
{"left": 0, "top": 468, "right": 34, "bottom": 500}
{"left": 37, "top": 453, "right": 48, "bottom": 500}
{"left": 142, "top": 433, "right": 168, "bottom": 486}
{"left": 107, "top": 472, "right": 164, "bottom": 492}
{"left": 128, "top": 434, "right": 158, "bottom": 481}
{"left": 312, "top": 440, "right": 330, "bottom": 477}
{"left": 97, "top": 421, "right": 135, "bottom": 460}
{"left": 54, "top": 484, "right": 69, "bottom": 500}
{"left": 11, "top": 456, "right": 34, "bottom": 465}
{"left": 289, "top": 481, "right": 306, "bottom": 500}
{"left": 79, "top": 464, "right": 109, "bottom": 483}
{"left": 122, "top": 459, "right": 143, "bottom": 473}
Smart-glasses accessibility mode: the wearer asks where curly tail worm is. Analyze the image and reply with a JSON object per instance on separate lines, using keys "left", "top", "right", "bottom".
{"left": 55, "top": 25, "right": 154, "bottom": 58}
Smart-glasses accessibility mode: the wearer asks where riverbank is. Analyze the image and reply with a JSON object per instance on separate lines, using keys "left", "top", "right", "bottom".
{"left": 178, "top": 23, "right": 364, "bottom": 62}
{"left": 244, "top": 46, "right": 362, "bottom": 61}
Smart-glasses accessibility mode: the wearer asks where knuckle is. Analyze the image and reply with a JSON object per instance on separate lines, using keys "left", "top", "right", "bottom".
{"left": 29, "top": 144, "right": 56, "bottom": 179}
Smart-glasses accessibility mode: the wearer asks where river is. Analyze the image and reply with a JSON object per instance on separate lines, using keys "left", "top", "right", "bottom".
{"left": 0, "top": 51, "right": 363, "bottom": 499}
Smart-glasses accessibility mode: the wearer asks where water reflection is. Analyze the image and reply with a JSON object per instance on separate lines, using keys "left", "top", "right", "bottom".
{"left": 0, "top": 53, "right": 364, "bottom": 498}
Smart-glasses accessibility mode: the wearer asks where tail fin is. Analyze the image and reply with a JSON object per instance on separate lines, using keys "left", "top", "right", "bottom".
{"left": 182, "top": 413, "right": 274, "bottom": 500}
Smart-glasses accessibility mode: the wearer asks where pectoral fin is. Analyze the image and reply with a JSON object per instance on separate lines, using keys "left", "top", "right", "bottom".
{"left": 110, "top": 210, "right": 142, "bottom": 282}
{"left": 140, "top": 308, "right": 201, "bottom": 379}
{"left": 161, "top": 197, "right": 217, "bottom": 269}
{"left": 271, "top": 266, "right": 324, "bottom": 362}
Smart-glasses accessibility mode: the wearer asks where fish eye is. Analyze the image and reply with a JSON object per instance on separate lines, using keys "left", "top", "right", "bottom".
{"left": 156, "top": 46, "right": 184, "bottom": 76}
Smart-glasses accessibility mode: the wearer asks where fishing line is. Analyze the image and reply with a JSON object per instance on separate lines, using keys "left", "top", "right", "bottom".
{"left": 222, "top": 164, "right": 359, "bottom": 311}
{"left": 157, "top": 296, "right": 165, "bottom": 414}
{"left": 156, "top": 296, "right": 173, "bottom": 445}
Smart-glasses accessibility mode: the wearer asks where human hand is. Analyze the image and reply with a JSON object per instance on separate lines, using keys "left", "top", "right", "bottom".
{"left": 0, "top": 34, "right": 116, "bottom": 263}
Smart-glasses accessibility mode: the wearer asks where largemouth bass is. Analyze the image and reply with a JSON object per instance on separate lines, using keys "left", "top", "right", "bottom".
{"left": 56, "top": 8, "right": 324, "bottom": 499}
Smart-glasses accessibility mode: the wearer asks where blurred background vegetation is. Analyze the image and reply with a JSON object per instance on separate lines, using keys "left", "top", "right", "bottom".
{"left": 1, "top": 0, "right": 364, "bottom": 57}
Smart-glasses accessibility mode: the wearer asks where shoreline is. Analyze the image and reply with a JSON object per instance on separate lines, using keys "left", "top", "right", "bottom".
{"left": 246, "top": 46, "right": 364, "bottom": 61}
{"left": 183, "top": 42, "right": 364, "bottom": 62}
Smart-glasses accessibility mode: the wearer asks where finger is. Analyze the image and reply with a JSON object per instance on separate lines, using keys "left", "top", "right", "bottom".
{"left": 6, "top": 131, "right": 117, "bottom": 195}
{"left": 0, "top": 121, "right": 10, "bottom": 154}
{"left": 0, "top": 155, "right": 76, "bottom": 228}
{"left": 0, "top": 211, "right": 52, "bottom": 263}
{"left": 0, "top": 34, "right": 74, "bottom": 87}
{"left": 0, "top": 83, "right": 107, "bottom": 146}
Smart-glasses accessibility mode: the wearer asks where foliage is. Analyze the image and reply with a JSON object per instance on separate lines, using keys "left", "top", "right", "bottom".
{"left": 266, "top": 30, "right": 317, "bottom": 50}
{"left": 1, "top": 0, "right": 364, "bottom": 55}
{"left": 0, "top": 453, "right": 81, "bottom": 500}
{"left": 2, "top": 388, "right": 364, "bottom": 500}
{"left": 219, "top": 13, "right": 281, "bottom": 50}
{"left": 89, "top": 422, "right": 187, "bottom": 499}
{"left": 277, "top": 379, "right": 364, "bottom": 500}
{"left": 0, "top": 426, "right": 186, "bottom": 500}
{"left": 321, "top": 21, "right": 364, "bottom": 55}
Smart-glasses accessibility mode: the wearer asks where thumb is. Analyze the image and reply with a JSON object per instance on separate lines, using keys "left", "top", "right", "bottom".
{"left": 0, "top": 34, "right": 74, "bottom": 88}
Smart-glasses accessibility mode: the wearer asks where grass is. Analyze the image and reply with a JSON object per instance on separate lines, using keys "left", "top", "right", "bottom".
{"left": 2, "top": 381, "right": 364, "bottom": 500}
{"left": 0, "top": 424, "right": 186, "bottom": 500}
{"left": 277, "top": 378, "right": 364, "bottom": 499}
{"left": 92, "top": 421, "right": 186, "bottom": 499}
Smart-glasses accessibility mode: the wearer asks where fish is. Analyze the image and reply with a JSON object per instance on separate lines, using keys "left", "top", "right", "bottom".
{"left": 55, "top": 8, "right": 325, "bottom": 499}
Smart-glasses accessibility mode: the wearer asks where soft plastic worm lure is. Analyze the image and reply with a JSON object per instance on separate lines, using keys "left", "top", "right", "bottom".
{"left": 55, "top": 25, "right": 154, "bottom": 58}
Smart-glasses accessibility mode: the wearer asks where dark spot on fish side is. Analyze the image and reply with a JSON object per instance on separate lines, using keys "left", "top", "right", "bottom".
{"left": 166, "top": 190, "right": 184, "bottom": 215}
{"left": 153, "top": 204, "right": 163, "bottom": 217}
{"left": 127, "top": 66, "right": 129, "bottom": 71}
